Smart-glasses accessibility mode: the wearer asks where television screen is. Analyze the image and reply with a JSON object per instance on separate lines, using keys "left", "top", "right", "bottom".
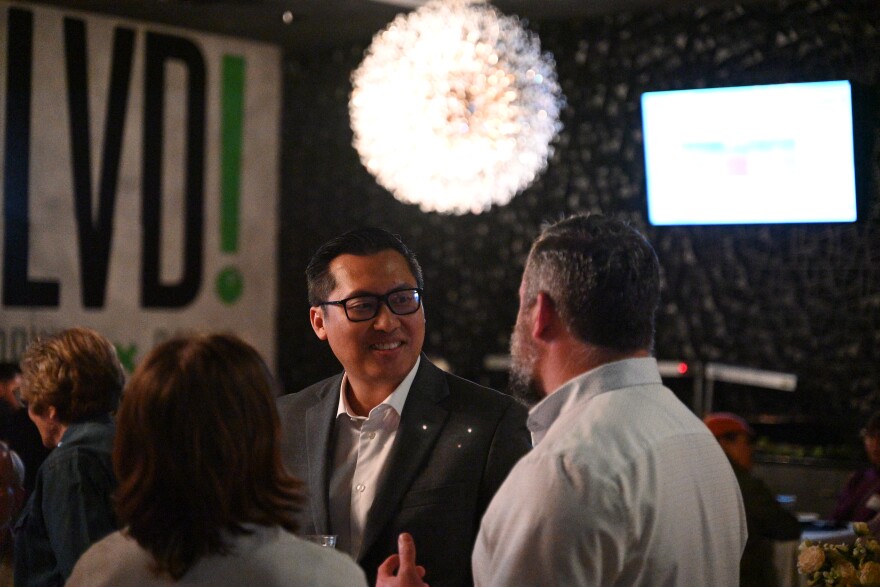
{"left": 640, "top": 81, "right": 857, "bottom": 226}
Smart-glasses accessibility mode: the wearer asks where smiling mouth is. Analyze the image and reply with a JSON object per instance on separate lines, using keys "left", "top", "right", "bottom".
{"left": 371, "top": 341, "right": 403, "bottom": 351}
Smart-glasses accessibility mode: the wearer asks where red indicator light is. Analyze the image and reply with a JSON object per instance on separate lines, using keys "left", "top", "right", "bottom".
{"left": 677, "top": 362, "right": 688, "bottom": 375}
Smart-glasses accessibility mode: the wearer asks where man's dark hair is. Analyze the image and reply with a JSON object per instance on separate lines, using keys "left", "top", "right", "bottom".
{"left": 523, "top": 214, "right": 660, "bottom": 352}
{"left": 305, "top": 227, "right": 424, "bottom": 306}
{"left": 0, "top": 363, "right": 20, "bottom": 383}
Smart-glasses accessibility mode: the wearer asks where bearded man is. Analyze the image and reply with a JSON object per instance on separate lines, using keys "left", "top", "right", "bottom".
{"left": 379, "top": 214, "right": 748, "bottom": 587}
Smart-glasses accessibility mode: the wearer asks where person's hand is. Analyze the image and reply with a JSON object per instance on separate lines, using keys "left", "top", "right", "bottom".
{"left": 376, "top": 533, "right": 429, "bottom": 587}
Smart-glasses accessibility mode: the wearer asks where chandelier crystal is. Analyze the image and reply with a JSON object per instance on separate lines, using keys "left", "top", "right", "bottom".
{"left": 349, "top": 0, "right": 564, "bottom": 214}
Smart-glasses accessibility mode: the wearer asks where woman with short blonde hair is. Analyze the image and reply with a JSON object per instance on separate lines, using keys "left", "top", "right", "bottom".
{"left": 15, "top": 326, "right": 123, "bottom": 586}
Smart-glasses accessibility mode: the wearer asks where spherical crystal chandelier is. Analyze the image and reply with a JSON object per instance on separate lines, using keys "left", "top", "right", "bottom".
{"left": 349, "top": 0, "right": 565, "bottom": 214}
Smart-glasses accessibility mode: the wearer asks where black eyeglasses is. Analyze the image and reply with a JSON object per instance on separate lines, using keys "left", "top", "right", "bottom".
{"left": 320, "top": 288, "right": 423, "bottom": 322}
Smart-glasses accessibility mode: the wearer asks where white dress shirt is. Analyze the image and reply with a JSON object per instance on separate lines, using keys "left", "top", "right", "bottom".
{"left": 328, "top": 357, "right": 420, "bottom": 557}
{"left": 472, "top": 357, "right": 747, "bottom": 586}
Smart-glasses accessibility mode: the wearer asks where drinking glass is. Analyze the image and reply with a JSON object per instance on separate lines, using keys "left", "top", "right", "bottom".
{"left": 304, "top": 534, "right": 337, "bottom": 548}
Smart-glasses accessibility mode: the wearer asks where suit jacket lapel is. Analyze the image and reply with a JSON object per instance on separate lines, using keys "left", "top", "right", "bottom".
{"left": 305, "top": 375, "right": 341, "bottom": 535}
{"left": 358, "top": 358, "right": 449, "bottom": 560}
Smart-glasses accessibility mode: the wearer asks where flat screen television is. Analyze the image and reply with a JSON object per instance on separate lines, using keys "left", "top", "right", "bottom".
{"left": 640, "top": 80, "right": 858, "bottom": 226}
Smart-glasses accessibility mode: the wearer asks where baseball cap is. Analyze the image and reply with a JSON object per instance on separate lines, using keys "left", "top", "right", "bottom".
{"left": 703, "top": 412, "right": 754, "bottom": 438}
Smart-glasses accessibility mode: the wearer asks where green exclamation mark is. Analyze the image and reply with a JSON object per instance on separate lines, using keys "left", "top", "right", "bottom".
{"left": 217, "top": 55, "right": 245, "bottom": 305}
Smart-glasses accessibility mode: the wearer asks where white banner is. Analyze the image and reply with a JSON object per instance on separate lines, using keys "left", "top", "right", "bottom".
{"left": 0, "top": 2, "right": 280, "bottom": 371}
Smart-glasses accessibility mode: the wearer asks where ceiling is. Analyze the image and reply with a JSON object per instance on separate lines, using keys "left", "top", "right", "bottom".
{"left": 29, "top": 0, "right": 737, "bottom": 53}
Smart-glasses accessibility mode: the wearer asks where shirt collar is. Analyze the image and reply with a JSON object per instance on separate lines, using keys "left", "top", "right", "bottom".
{"left": 56, "top": 413, "right": 114, "bottom": 448}
{"left": 337, "top": 356, "right": 421, "bottom": 420}
{"left": 526, "top": 357, "right": 661, "bottom": 445}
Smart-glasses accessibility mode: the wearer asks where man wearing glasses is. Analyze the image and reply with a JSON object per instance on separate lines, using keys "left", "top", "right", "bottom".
{"left": 278, "top": 227, "right": 530, "bottom": 587}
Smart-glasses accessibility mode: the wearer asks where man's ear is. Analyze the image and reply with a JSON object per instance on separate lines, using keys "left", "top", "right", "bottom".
{"left": 310, "top": 307, "right": 329, "bottom": 341}
{"left": 532, "top": 292, "right": 559, "bottom": 342}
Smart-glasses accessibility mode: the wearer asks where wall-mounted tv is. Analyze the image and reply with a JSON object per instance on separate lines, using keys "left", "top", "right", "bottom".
{"left": 640, "top": 80, "right": 858, "bottom": 226}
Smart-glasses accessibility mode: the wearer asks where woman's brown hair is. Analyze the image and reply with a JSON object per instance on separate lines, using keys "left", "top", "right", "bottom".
{"left": 113, "top": 333, "right": 304, "bottom": 580}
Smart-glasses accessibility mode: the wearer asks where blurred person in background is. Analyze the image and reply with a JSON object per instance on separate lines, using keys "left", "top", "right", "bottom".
{"left": 0, "top": 362, "right": 51, "bottom": 500}
{"left": 830, "top": 411, "right": 880, "bottom": 530}
{"left": 14, "top": 327, "right": 123, "bottom": 587}
{"left": 0, "top": 442, "right": 25, "bottom": 587}
{"left": 704, "top": 412, "right": 801, "bottom": 587}
{"left": 67, "top": 333, "right": 367, "bottom": 586}
{"left": 0, "top": 364, "right": 20, "bottom": 439}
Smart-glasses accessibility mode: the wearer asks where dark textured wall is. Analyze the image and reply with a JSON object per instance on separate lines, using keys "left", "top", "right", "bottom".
{"left": 279, "top": 0, "right": 880, "bottom": 435}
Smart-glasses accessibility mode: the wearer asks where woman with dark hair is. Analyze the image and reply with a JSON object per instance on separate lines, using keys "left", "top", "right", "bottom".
{"left": 15, "top": 327, "right": 123, "bottom": 587}
{"left": 67, "top": 333, "right": 366, "bottom": 586}
{"left": 830, "top": 411, "right": 880, "bottom": 527}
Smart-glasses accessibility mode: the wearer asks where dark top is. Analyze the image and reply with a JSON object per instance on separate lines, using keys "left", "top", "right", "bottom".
{"left": 830, "top": 467, "right": 880, "bottom": 524}
{"left": 0, "top": 401, "right": 14, "bottom": 441}
{"left": 13, "top": 415, "right": 118, "bottom": 587}
{"left": 731, "top": 459, "right": 802, "bottom": 587}
{"left": 7, "top": 407, "right": 51, "bottom": 498}
{"left": 277, "top": 356, "right": 531, "bottom": 587}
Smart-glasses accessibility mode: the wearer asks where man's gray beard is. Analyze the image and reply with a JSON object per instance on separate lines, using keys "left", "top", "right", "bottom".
{"left": 507, "top": 324, "right": 544, "bottom": 407}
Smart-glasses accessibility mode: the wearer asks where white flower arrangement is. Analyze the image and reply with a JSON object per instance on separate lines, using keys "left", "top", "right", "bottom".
{"left": 798, "top": 522, "right": 880, "bottom": 586}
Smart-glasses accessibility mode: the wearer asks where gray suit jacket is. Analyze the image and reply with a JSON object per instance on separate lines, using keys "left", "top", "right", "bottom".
{"left": 277, "top": 356, "right": 530, "bottom": 587}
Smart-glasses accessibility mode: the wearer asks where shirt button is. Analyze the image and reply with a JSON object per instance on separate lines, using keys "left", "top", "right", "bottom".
{"left": 356, "top": 483, "right": 366, "bottom": 492}
{"left": 368, "top": 432, "right": 376, "bottom": 439}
